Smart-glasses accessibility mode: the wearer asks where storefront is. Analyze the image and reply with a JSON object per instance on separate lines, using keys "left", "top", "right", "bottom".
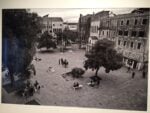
{"left": 123, "top": 57, "right": 143, "bottom": 70}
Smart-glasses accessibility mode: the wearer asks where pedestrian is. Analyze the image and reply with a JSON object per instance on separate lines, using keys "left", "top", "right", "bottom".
{"left": 64, "top": 59, "right": 67, "bottom": 68}
{"left": 127, "top": 67, "right": 130, "bottom": 73}
{"left": 34, "top": 80, "right": 39, "bottom": 89}
{"left": 61, "top": 58, "right": 63, "bottom": 65}
{"left": 47, "top": 66, "right": 52, "bottom": 72}
{"left": 132, "top": 71, "right": 135, "bottom": 79}
{"left": 30, "top": 64, "right": 36, "bottom": 75}
{"left": 29, "top": 86, "right": 34, "bottom": 96}
{"left": 59, "top": 59, "right": 61, "bottom": 65}
{"left": 142, "top": 71, "right": 146, "bottom": 78}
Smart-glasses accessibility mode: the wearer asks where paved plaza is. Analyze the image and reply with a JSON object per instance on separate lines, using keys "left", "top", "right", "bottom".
{"left": 2, "top": 48, "right": 147, "bottom": 111}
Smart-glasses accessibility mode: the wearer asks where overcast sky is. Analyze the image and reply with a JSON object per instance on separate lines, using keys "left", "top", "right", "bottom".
{"left": 30, "top": 8, "right": 135, "bottom": 22}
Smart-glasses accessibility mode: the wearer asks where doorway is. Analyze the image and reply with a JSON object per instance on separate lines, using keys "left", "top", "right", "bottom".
{"left": 133, "top": 61, "right": 137, "bottom": 69}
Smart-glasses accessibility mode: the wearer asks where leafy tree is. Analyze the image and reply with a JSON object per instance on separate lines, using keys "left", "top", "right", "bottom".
{"left": 84, "top": 39, "right": 123, "bottom": 77}
{"left": 37, "top": 31, "right": 57, "bottom": 50}
{"left": 2, "top": 9, "right": 41, "bottom": 86}
{"left": 56, "top": 29, "right": 78, "bottom": 45}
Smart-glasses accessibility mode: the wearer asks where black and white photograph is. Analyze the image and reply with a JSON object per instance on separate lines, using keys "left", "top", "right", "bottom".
{"left": 1, "top": 7, "right": 149, "bottom": 111}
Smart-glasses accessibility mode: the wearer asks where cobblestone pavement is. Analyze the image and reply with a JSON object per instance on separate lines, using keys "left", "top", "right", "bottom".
{"left": 2, "top": 48, "right": 148, "bottom": 111}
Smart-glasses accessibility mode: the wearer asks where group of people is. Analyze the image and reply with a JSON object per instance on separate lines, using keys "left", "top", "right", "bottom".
{"left": 59, "top": 58, "right": 69, "bottom": 68}
{"left": 73, "top": 78, "right": 101, "bottom": 90}
{"left": 34, "top": 57, "right": 42, "bottom": 62}
{"left": 22, "top": 80, "right": 41, "bottom": 99}
{"left": 127, "top": 66, "right": 147, "bottom": 79}
{"left": 87, "top": 79, "right": 100, "bottom": 87}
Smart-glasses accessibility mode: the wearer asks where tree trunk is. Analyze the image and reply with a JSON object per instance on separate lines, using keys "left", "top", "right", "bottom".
{"left": 95, "top": 68, "right": 99, "bottom": 76}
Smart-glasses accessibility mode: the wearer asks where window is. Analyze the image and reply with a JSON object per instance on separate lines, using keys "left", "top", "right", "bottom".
{"left": 130, "top": 42, "right": 134, "bottom": 48}
{"left": 134, "top": 19, "right": 138, "bottom": 25}
{"left": 96, "top": 26, "right": 98, "bottom": 32}
{"left": 114, "top": 32, "right": 115, "bottom": 35}
{"left": 131, "top": 31, "right": 137, "bottom": 37}
{"left": 121, "top": 20, "right": 123, "bottom": 25}
{"left": 118, "top": 40, "right": 121, "bottom": 45}
{"left": 107, "top": 31, "right": 109, "bottom": 36}
{"left": 118, "top": 30, "right": 123, "bottom": 35}
{"left": 137, "top": 43, "right": 141, "bottom": 49}
{"left": 124, "top": 31, "right": 128, "bottom": 36}
{"left": 126, "top": 20, "right": 129, "bottom": 25}
{"left": 124, "top": 41, "right": 127, "bottom": 46}
{"left": 89, "top": 40, "right": 91, "bottom": 44}
{"left": 142, "top": 19, "right": 147, "bottom": 25}
{"left": 138, "top": 31, "right": 145, "bottom": 37}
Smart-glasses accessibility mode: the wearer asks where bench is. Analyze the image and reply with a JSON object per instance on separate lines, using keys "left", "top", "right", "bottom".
{"left": 73, "top": 84, "right": 83, "bottom": 90}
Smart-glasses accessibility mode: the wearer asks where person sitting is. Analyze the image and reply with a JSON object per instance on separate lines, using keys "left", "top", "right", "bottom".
{"left": 34, "top": 80, "right": 39, "bottom": 89}
{"left": 26, "top": 80, "right": 31, "bottom": 88}
{"left": 87, "top": 80, "right": 95, "bottom": 87}
{"left": 35, "top": 57, "right": 42, "bottom": 61}
{"left": 73, "top": 82, "right": 79, "bottom": 87}
{"left": 29, "top": 86, "right": 35, "bottom": 96}
{"left": 73, "top": 82, "right": 83, "bottom": 90}
{"left": 33, "top": 80, "right": 41, "bottom": 92}
{"left": 47, "top": 67, "right": 55, "bottom": 72}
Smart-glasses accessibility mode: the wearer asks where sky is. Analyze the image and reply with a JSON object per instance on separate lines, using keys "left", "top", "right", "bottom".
{"left": 30, "top": 8, "right": 135, "bottom": 23}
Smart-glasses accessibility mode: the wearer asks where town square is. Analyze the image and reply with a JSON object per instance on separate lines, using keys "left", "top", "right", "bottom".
{"left": 2, "top": 8, "right": 149, "bottom": 111}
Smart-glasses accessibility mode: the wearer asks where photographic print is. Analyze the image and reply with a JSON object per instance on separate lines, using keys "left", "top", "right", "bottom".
{"left": 1, "top": 8, "right": 149, "bottom": 111}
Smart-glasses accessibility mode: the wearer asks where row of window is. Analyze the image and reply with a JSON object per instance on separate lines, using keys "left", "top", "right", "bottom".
{"left": 91, "top": 26, "right": 99, "bottom": 33}
{"left": 44, "top": 24, "right": 62, "bottom": 28}
{"left": 120, "top": 18, "right": 148, "bottom": 26}
{"left": 118, "top": 30, "right": 145, "bottom": 37}
{"left": 53, "top": 28, "right": 62, "bottom": 32}
{"left": 100, "top": 31, "right": 109, "bottom": 36}
{"left": 118, "top": 40, "right": 142, "bottom": 49}
{"left": 53, "top": 24, "right": 62, "bottom": 26}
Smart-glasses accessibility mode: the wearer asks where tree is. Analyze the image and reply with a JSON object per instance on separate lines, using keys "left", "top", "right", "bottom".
{"left": 56, "top": 29, "right": 78, "bottom": 52}
{"left": 56, "top": 29, "right": 78, "bottom": 45}
{"left": 37, "top": 31, "right": 57, "bottom": 50}
{"left": 84, "top": 39, "right": 123, "bottom": 77}
{"left": 2, "top": 9, "right": 41, "bottom": 86}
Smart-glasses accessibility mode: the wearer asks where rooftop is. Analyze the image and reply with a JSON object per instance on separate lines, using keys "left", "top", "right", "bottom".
{"left": 43, "top": 17, "right": 63, "bottom": 22}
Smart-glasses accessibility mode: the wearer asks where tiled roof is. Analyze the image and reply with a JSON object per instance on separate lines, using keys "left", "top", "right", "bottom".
{"left": 43, "top": 17, "right": 63, "bottom": 22}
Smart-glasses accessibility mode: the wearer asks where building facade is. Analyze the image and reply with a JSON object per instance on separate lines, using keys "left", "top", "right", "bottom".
{"left": 41, "top": 17, "right": 63, "bottom": 37}
{"left": 115, "top": 11, "right": 149, "bottom": 70}
{"left": 86, "top": 11, "right": 116, "bottom": 52}
{"left": 63, "top": 22, "right": 78, "bottom": 31}
{"left": 84, "top": 9, "right": 149, "bottom": 70}
{"left": 78, "top": 14, "right": 92, "bottom": 45}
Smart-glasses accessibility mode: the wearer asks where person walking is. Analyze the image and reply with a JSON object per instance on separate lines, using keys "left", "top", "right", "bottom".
{"left": 132, "top": 71, "right": 135, "bottom": 79}
{"left": 59, "top": 58, "right": 61, "bottom": 65}
{"left": 61, "top": 58, "right": 63, "bottom": 65}
{"left": 127, "top": 67, "right": 131, "bottom": 73}
{"left": 142, "top": 71, "right": 146, "bottom": 78}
